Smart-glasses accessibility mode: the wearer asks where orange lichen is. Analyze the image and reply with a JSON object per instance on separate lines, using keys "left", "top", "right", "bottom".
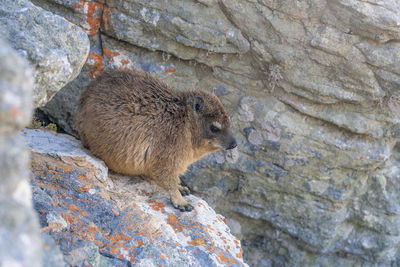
{"left": 148, "top": 200, "right": 165, "bottom": 211}
{"left": 218, "top": 252, "right": 236, "bottom": 265}
{"left": 121, "top": 59, "right": 130, "bottom": 65}
{"left": 88, "top": 223, "right": 98, "bottom": 234}
{"left": 167, "top": 214, "right": 183, "bottom": 233}
{"left": 164, "top": 67, "right": 176, "bottom": 75}
{"left": 72, "top": 1, "right": 84, "bottom": 9}
{"left": 10, "top": 106, "right": 18, "bottom": 117}
{"left": 236, "top": 248, "right": 243, "bottom": 258}
{"left": 73, "top": 1, "right": 103, "bottom": 35}
{"left": 86, "top": 52, "right": 104, "bottom": 78}
{"left": 218, "top": 252, "right": 229, "bottom": 263}
{"left": 110, "top": 247, "right": 120, "bottom": 254}
{"left": 69, "top": 204, "right": 80, "bottom": 212}
{"left": 207, "top": 246, "right": 217, "bottom": 252}
{"left": 187, "top": 238, "right": 206, "bottom": 247}
{"left": 112, "top": 208, "right": 120, "bottom": 216}
{"left": 132, "top": 240, "right": 143, "bottom": 248}
{"left": 40, "top": 222, "right": 62, "bottom": 233}
{"left": 103, "top": 46, "right": 120, "bottom": 58}
{"left": 87, "top": 2, "right": 103, "bottom": 35}
{"left": 80, "top": 186, "right": 90, "bottom": 192}
{"left": 108, "top": 233, "right": 131, "bottom": 246}
{"left": 62, "top": 214, "right": 76, "bottom": 224}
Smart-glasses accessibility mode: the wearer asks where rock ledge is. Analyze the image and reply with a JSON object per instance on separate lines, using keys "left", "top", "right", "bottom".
{"left": 22, "top": 128, "right": 247, "bottom": 267}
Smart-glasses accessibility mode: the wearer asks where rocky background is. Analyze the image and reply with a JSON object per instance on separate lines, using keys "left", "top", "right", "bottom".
{"left": 1, "top": 0, "right": 399, "bottom": 266}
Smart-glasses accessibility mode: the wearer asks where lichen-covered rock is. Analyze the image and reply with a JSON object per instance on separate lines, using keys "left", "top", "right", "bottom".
{"left": 0, "top": 0, "right": 90, "bottom": 107}
{"left": 0, "top": 39, "right": 41, "bottom": 267}
{"left": 22, "top": 128, "right": 247, "bottom": 267}
{"left": 33, "top": 0, "right": 400, "bottom": 265}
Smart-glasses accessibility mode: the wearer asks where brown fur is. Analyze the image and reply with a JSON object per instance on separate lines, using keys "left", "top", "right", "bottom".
{"left": 75, "top": 69, "right": 236, "bottom": 211}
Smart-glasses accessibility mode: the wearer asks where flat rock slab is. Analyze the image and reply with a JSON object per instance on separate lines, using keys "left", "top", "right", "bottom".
{"left": 22, "top": 128, "right": 247, "bottom": 267}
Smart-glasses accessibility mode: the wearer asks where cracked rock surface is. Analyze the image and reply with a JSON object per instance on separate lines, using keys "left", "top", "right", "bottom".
{"left": 32, "top": 0, "right": 400, "bottom": 265}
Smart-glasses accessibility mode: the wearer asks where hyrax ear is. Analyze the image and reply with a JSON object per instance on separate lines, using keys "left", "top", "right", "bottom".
{"left": 189, "top": 95, "right": 204, "bottom": 114}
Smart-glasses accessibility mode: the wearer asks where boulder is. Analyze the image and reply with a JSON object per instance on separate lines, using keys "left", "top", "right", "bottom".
{"left": 32, "top": 0, "right": 400, "bottom": 265}
{"left": 0, "top": 0, "right": 90, "bottom": 107}
{"left": 22, "top": 128, "right": 247, "bottom": 267}
{"left": 0, "top": 39, "right": 41, "bottom": 266}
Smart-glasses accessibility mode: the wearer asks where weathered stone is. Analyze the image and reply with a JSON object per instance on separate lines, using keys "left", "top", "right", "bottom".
{"left": 0, "top": 39, "right": 41, "bottom": 267}
{"left": 0, "top": 38, "right": 33, "bottom": 134}
{"left": 0, "top": 0, "right": 90, "bottom": 107}
{"left": 104, "top": 0, "right": 250, "bottom": 55}
{"left": 22, "top": 128, "right": 247, "bottom": 267}
{"left": 42, "top": 233, "right": 67, "bottom": 267}
{"left": 32, "top": 0, "right": 400, "bottom": 265}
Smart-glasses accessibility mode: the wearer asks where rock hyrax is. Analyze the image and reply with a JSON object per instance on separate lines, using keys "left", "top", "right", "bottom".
{"left": 75, "top": 69, "right": 237, "bottom": 211}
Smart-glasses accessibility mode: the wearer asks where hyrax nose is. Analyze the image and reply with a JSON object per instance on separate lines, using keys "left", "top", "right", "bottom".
{"left": 226, "top": 138, "right": 237, "bottom": 150}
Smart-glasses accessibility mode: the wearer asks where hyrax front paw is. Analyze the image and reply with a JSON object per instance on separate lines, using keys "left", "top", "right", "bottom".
{"left": 179, "top": 185, "right": 190, "bottom": 196}
{"left": 172, "top": 198, "right": 193, "bottom": 212}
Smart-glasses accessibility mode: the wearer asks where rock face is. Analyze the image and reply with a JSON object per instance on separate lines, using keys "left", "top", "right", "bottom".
{"left": 0, "top": 0, "right": 90, "bottom": 107}
{"left": 33, "top": 0, "right": 400, "bottom": 265}
{"left": 23, "top": 128, "right": 247, "bottom": 267}
{"left": 0, "top": 39, "right": 41, "bottom": 266}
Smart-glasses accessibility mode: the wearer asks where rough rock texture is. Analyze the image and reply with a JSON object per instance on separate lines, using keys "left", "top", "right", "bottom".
{"left": 34, "top": 0, "right": 400, "bottom": 265}
{"left": 22, "top": 128, "right": 247, "bottom": 267}
{"left": 0, "top": 39, "right": 41, "bottom": 266}
{"left": 0, "top": 0, "right": 90, "bottom": 107}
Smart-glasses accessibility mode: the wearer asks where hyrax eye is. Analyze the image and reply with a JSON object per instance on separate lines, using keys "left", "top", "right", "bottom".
{"left": 210, "top": 125, "right": 221, "bottom": 133}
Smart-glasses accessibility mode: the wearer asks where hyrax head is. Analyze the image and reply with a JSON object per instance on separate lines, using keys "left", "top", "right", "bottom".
{"left": 187, "top": 91, "right": 237, "bottom": 152}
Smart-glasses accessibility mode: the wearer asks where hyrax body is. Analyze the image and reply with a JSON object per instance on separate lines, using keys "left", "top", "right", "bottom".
{"left": 75, "top": 69, "right": 236, "bottom": 211}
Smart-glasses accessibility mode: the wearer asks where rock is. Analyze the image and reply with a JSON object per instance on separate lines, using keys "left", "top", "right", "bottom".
{"left": 0, "top": 0, "right": 90, "bottom": 107}
{"left": 103, "top": 0, "right": 250, "bottom": 56}
{"left": 41, "top": 233, "right": 67, "bottom": 267}
{"left": 0, "top": 39, "right": 41, "bottom": 266}
{"left": 31, "top": 0, "right": 400, "bottom": 265}
{"left": 22, "top": 128, "right": 247, "bottom": 267}
{"left": 0, "top": 38, "right": 33, "bottom": 134}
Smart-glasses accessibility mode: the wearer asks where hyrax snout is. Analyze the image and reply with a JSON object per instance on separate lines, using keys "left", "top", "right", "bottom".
{"left": 75, "top": 69, "right": 236, "bottom": 211}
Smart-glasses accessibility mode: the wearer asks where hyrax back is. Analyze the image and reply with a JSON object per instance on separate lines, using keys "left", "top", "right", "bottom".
{"left": 75, "top": 69, "right": 236, "bottom": 211}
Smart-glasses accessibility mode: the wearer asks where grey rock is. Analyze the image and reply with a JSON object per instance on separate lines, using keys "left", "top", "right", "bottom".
{"left": 0, "top": 39, "right": 41, "bottom": 267}
{"left": 42, "top": 233, "right": 67, "bottom": 267}
{"left": 104, "top": 0, "right": 250, "bottom": 56}
{"left": 0, "top": 38, "right": 33, "bottom": 134}
{"left": 0, "top": 0, "right": 90, "bottom": 107}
